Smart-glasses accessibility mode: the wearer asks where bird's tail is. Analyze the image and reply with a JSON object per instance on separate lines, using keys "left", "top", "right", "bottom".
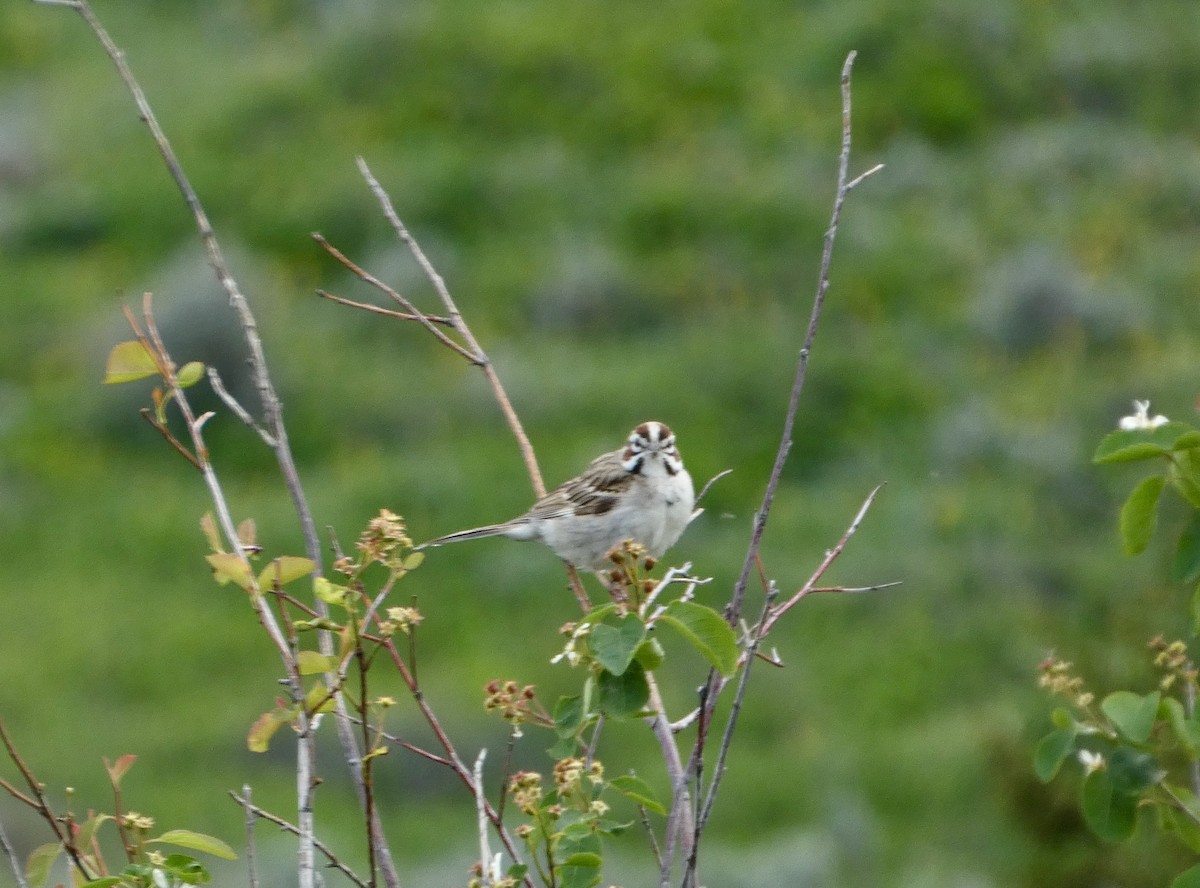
{"left": 416, "top": 524, "right": 510, "bottom": 550}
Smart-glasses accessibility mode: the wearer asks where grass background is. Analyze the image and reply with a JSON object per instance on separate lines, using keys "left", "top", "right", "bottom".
{"left": 3, "top": 0, "right": 1200, "bottom": 885}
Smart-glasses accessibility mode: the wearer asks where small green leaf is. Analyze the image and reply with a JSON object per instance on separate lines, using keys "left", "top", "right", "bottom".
{"left": 659, "top": 601, "right": 739, "bottom": 676}
{"left": 1034, "top": 727, "right": 1077, "bottom": 782}
{"left": 151, "top": 830, "right": 237, "bottom": 861}
{"left": 1160, "top": 697, "right": 1200, "bottom": 757}
{"left": 560, "top": 852, "right": 603, "bottom": 868}
{"left": 80, "top": 878, "right": 123, "bottom": 888}
{"left": 1119, "top": 475, "right": 1165, "bottom": 555}
{"left": 1108, "top": 746, "right": 1163, "bottom": 796}
{"left": 1172, "top": 451, "right": 1200, "bottom": 510}
{"left": 298, "top": 650, "right": 339, "bottom": 676}
{"left": 1161, "top": 785, "right": 1200, "bottom": 853}
{"left": 314, "top": 576, "right": 347, "bottom": 606}
{"left": 176, "top": 361, "right": 206, "bottom": 388}
{"left": 1094, "top": 423, "right": 1200, "bottom": 464}
{"left": 554, "top": 695, "right": 584, "bottom": 738}
{"left": 1101, "top": 690, "right": 1161, "bottom": 743}
{"left": 1081, "top": 768, "right": 1137, "bottom": 842}
{"left": 597, "top": 661, "right": 650, "bottom": 718}
{"left": 609, "top": 774, "right": 666, "bottom": 815}
{"left": 1171, "top": 863, "right": 1200, "bottom": 888}
{"left": 634, "top": 637, "right": 665, "bottom": 670}
{"left": 76, "top": 813, "right": 114, "bottom": 850}
{"left": 402, "top": 551, "right": 425, "bottom": 570}
{"left": 24, "top": 842, "right": 62, "bottom": 887}
{"left": 258, "top": 556, "right": 316, "bottom": 589}
{"left": 1174, "top": 514, "right": 1200, "bottom": 585}
{"left": 304, "top": 681, "right": 336, "bottom": 714}
{"left": 103, "top": 340, "right": 158, "bottom": 384}
{"left": 589, "top": 615, "right": 646, "bottom": 676}
{"left": 206, "top": 553, "right": 254, "bottom": 591}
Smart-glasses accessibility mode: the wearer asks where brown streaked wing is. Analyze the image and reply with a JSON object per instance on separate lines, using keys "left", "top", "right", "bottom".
{"left": 525, "top": 451, "right": 632, "bottom": 520}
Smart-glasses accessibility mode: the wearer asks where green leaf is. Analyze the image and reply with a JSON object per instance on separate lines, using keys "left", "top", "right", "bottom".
{"left": 1108, "top": 746, "right": 1163, "bottom": 796}
{"left": 176, "top": 361, "right": 206, "bottom": 388}
{"left": 597, "top": 661, "right": 649, "bottom": 718}
{"left": 151, "top": 830, "right": 237, "bottom": 861}
{"left": 1172, "top": 451, "right": 1200, "bottom": 510}
{"left": 80, "top": 879, "right": 124, "bottom": 888}
{"left": 314, "top": 577, "right": 347, "bottom": 606}
{"left": 297, "top": 650, "right": 338, "bottom": 676}
{"left": 634, "top": 637, "right": 665, "bottom": 670}
{"left": 589, "top": 616, "right": 646, "bottom": 676}
{"left": 206, "top": 553, "right": 254, "bottom": 591}
{"left": 554, "top": 695, "right": 585, "bottom": 738}
{"left": 1094, "top": 423, "right": 1200, "bottom": 464}
{"left": 103, "top": 340, "right": 158, "bottom": 384}
{"left": 556, "top": 833, "right": 602, "bottom": 888}
{"left": 609, "top": 774, "right": 666, "bottom": 815}
{"left": 1101, "top": 690, "right": 1161, "bottom": 743}
{"left": 1034, "top": 727, "right": 1077, "bottom": 782}
{"left": 1081, "top": 768, "right": 1137, "bottom": 842}
{"left": 1119, "top": 475, "right": 1165, "bottom": 555}
{"left": 402, "top": 551, "right": 425, "bottom": 570}
{"left": 1173, "top": 514, "right": 1200, "bottom": 585}
{"left": 1161, "top": 786, "right": 1200, "bottom": 853}
{"left": 24, "top": 842, "right": 62, "bottom": 887}
{"left": 1173, "top": 863, "right": 1200, "bottom": 888}
{"left": 258, "top": 556, "right": 316, "bottom": 589}
{"left": 1160, "top": 697, "right": 1200, "bottom": 757}
{"left": 76, "top": 813, "right": 114, "bottom": 851}
{"left": 560, "top": 852, "right": 603, "bottom": 868}
{"left": 659, "top": 600, "right": 739, "bottom": 676}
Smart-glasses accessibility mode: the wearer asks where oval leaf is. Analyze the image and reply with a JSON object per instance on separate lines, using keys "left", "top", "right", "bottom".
{"left": 258, "top": 556, "right": 316, "bottom": 589}
{"left": 176, "top": 361, "right": 205, "bottom": 388}
{"left": 1034, "top": 727, "right": 1077, "bottom": 783}
{"left": 1101, "top": 690, "right": 1161, "bottom": 743}
{"left": 589, "top": 616, "right": 646, "bottom": 677}
{"left": 298, "top": 650, "right": 338, "bottom": 676}
{"left": 206, "top": 553, "right": 254, "bottom": 591}
{"left": 103, "top": 340, "right": 158, "bottom": 384}
{"left": 1120, "top": 475, "right": 1164, "bottom": 556}
{"left": 597, "top": 661, "right": 650, "bottom": 718}
{"left": 151, "top": 830, "right": 237, "bottom": 860}
{"left": 659, "top": 601, "right": 739, "bottom": 676}
{"left": 24, "top": 842, "right": 62, "bottom": 887}
{"left": 1094, "top": 423, "right": 1200, "bottom": 464}
{"left": 1173, "top": 514, "right": 1200, "bottom": 584}
{"left": 1081, "top": 769, "right": 1137, "bottom": 842}
{"left": 610, "top": 773, "right": 666, "bottom": 815}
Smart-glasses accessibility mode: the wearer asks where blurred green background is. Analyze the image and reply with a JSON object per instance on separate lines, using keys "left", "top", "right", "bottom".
{"left": 3, "top": 0, "right": 1200, "bottom": 885}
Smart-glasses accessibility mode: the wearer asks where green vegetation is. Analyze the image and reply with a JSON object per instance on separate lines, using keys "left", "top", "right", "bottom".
{"left": 3, "top": 0, "right": 1199, "bottom": 885}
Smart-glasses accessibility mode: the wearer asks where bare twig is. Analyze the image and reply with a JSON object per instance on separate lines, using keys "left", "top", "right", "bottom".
{"left": 242, "top": 784, "right": 260, "bottom": 888}
{"left": 37, "top": 3, "right": 402, "bottom": 881}
{"left": 695, "top": 469, "right": 733, "bottom": 505}
{"left": 474, "top": 750, "right": 496, "bottom": 888}
{"left": 353, "top": 157, "right": 546, "bottom": 500}
{"left": 0, "top": 814, "right": 31, "bottom": 888}
{"left": 0, "top": 720, "right": 93, "bottom": 880}
{"left": 725, "top": 49, "right": 881, "bottom": 629}
{"left": 316, "top": 288, "right": 456, "bottom": 327}
{"left": 313, "top": 234, "right": 482, "bottom": 364}
{"left": 208, "top": 368, "right": 275, "bottom": 447}
{"left": 759, "top": 483, "right": 885, "bottom": 636}
{"left": 680, "top": 50, "right": 883, "bottom": 885}
{"left": 229, "top": 791, "right": 368, "bottom": 888}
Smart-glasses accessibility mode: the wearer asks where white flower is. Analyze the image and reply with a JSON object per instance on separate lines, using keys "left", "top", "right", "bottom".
{"left": 1118, "top": 400, "right": 1168, "bottom": 431}
{"left": 1078, "top": 749, "right": 1105, "bottom": 775}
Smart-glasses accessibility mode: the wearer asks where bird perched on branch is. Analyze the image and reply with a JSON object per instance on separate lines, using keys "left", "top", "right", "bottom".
{"left": 420, "top": 421, "right": 695, "bottom": 572}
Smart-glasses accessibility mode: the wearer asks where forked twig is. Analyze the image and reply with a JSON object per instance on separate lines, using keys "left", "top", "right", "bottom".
{"left": 680, "top": 50, "right": 885, "bottom": 888}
